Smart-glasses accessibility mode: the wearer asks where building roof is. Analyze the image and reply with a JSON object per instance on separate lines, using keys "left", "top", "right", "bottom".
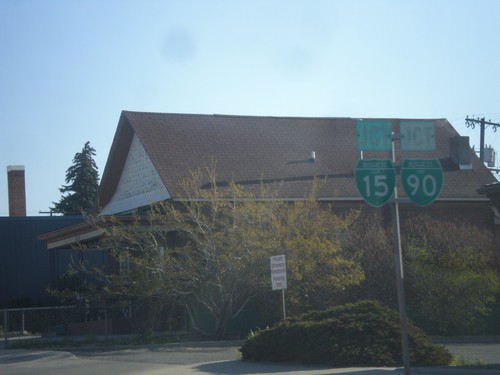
{"left": 97, "top": 111, "right": 496, "bottom": 213}
{"left": 36, "top": 215, "right": 142, "bottom": 249}
{"left": 478, "top": 181, "right": 500, "bottom": 207}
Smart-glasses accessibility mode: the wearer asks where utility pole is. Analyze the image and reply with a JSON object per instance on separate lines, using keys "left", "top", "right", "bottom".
{"left": 465, "top": 116, "right": 500, "bottom": 162}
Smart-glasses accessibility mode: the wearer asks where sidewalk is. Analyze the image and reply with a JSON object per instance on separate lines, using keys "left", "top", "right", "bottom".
{"left": 182, "top": 361, "right": 500, "bottom": 375}
{"left": 1, "top": 349, "right": 500, "bottom": 375}
{"left": 1, "top": 339, "right": 499, "bottom": 375}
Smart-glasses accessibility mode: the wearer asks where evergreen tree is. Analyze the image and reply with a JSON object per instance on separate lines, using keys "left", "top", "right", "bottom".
{"left": 52, "top": 141, "right": 99, "bottom": 215}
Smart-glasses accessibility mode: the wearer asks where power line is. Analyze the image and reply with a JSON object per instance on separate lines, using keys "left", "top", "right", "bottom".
{"left": 465, "top": 116, "right": 500, "bottom": 163}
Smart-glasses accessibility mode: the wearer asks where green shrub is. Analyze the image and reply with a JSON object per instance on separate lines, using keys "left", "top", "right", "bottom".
{"left": 240, "top": 300, "right": 452, "bottom": 367}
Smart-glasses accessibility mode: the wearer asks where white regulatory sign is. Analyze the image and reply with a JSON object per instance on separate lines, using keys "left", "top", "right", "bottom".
{"left": 270, "top": 255, "right": 287, "bottom": 290}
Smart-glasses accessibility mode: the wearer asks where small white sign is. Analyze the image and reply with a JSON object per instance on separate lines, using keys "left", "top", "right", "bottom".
{"left": 270, "top": 255, "right": 287, "bottom": 290}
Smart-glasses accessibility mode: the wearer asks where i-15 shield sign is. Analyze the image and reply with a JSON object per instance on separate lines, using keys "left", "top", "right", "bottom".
{"left": 355, "top": 159, "right": 396, "bottom": 207}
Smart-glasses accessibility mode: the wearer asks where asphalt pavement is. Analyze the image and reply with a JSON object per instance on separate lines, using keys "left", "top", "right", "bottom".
{"left": 0, "top": 340, "right": 499, "bottom": 375}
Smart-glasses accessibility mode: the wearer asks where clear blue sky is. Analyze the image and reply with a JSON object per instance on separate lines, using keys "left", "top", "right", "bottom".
{"left": 1, "top": 0, "right": 499, "bottom": 216}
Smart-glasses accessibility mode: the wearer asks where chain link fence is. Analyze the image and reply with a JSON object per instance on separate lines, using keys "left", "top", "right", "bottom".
{"left": 2, "top": 305, "right": 76, "bottom": 348}
{"left": 1, "top": 303, "right": 126, "bottom": 348}
{"left": 1, "top": 302, "right": 188, "bottom": 349}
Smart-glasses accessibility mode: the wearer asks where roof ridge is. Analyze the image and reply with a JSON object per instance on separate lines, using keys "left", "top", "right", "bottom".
{"left": 121, "top": 110, "right": 447, "bottom": 122}
{"left": 122, "top": 110, "right": 353, "bottom": 120}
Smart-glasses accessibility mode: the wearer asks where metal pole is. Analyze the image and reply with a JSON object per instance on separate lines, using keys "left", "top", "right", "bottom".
{"left": 3, "top": 309, "right": 8, "bottom": 349}
{"left": 104, "top": 304, "right": 108, "bottom": 338}
{"left": 392, "top": 132, "right": 411, "bottom": 375}
{"left": 391, "top": 201, "right": 411, "bottom": 374}
{"left": 480, "top": 117, "right": 485, "bottom": 162}
{"left": 21, "top": 310, "right": 25, "bottom": 336}
{"left": 281, "top": 289, "right": 286, "bottom": 320}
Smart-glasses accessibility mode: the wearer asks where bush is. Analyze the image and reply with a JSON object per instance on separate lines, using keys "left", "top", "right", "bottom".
{"left": 240, "top": 300, "right": 452, "bottom": 367}
{"left": 402, "top": 215, "right": 500, "bottom": 335}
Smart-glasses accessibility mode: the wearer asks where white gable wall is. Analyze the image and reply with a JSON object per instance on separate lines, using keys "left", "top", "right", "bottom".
{"left": 101, "top": 134, "right": 170, "bottom": 215}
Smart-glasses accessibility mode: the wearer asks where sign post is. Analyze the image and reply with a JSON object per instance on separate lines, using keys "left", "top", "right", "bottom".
{"left": 355, "top": 120, "right": 440, "bottom": 375}
{"left": 390, "top": 192, "right": 411, "bottom": 375}
{"left": 271, "top": 255, "right": 287, "bottom": 320}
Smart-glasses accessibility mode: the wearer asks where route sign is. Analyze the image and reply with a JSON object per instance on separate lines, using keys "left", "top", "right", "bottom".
{"left": 355, "top": 159, "right": 396, "bottom": 207}
{"left": 356, "top": 120, "right": 392, "bottom": 151}
{"left": 401, "top": 159, "right": 443, "bottom": 206}
{"left": 400, "top": 121, "right": 435, "bottom": 151}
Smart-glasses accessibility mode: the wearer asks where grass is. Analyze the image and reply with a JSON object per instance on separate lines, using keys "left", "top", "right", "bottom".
{"left": 452, "top": 355, "right": 485, "bottom": 367}
{"left": 7, "top": 331, "right": 207, "bottom": 350}
{"left": 449, "top": 355, "right": 500, "bottom": 371}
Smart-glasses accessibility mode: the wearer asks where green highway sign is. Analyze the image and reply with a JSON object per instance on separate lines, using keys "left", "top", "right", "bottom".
{"left": 355, "top": 159, "right": 396, "bottom": 207}
{"left": 400, "top": 121, "right": 435, "bottom": 151}
{"left": 401, "top": 159, "right": 443, "bottom": 206}
{"left": 356, "top": 120, "right": 392, "bottom": 151}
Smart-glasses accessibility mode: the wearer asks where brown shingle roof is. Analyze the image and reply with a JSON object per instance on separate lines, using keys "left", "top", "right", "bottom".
{"left": 98, "top": 111, "right": 497, "bottom": 209}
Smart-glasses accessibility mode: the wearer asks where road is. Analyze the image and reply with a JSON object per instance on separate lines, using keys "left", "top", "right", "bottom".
{"left": 0, "top": 341, "right": 499, "bottom": 375}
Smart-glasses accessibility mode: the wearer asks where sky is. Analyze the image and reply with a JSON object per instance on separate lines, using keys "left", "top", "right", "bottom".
{"left": 1, "top": 0, "right": 500, "bottom": 216}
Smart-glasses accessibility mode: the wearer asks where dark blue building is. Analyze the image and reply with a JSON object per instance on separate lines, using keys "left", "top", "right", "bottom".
{"left": 0, "top": 216, "right": 84, "bottom": 307}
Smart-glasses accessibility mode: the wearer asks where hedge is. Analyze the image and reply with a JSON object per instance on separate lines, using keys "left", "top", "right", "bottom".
{"left": 240, "top": 300, "right": 452, "bottom": 367}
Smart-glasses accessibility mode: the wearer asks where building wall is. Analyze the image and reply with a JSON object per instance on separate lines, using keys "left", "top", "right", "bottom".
{"left": 331, "top": 199, "right": 495, "bottom": 230}
{"left": 101, "top": 134, "right": 170, "bottom": 215}
{"left": 0, "top": 216, "right": 84, "bottom": 307}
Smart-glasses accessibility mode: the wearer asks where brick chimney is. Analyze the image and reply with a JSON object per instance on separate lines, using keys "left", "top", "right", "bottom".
{"left": 7, "top": 165, "right": 26, "bottom": 217}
